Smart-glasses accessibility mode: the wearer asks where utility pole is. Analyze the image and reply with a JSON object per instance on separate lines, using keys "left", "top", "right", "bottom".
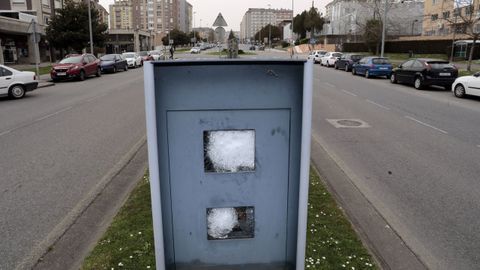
{"left": 268, "top": 4, "right": 272, "bottom": 49}
{"left": 291, "top": 0, "right": 294, "bottom": 44}
{"left": 88, "top": 0, "right": 94, "bottom": 54}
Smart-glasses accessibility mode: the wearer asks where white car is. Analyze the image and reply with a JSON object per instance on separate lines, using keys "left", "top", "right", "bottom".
{"left": 122, "top": 52, "right": 142, "bottom": 68}
{"left": 320, "top": 52, "right": 343, "bottom": 67}
{"left": 0, "top": 64, "right": 38, "bottom": 99}
{"left": 190, "top": 47, "right": 201, "bottom": 54}
{"left": 452, "top": 72, "right": 480, "bottom": 98}
{"left": 307, "top": 50, "right": 327, "bottom": 64}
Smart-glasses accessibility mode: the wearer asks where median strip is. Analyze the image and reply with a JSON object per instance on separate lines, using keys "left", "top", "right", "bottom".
{"left": 82, "top": 168, "right": 378, "bottom": 269}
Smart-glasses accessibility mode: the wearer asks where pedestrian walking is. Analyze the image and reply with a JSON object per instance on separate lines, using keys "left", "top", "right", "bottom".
{"left": 169, "top": 46, "right": 174, "bottom": 59}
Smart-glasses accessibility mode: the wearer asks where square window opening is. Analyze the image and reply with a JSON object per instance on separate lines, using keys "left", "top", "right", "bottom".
{"left": 207, "top": 207, "right": 255, "bottom": 240}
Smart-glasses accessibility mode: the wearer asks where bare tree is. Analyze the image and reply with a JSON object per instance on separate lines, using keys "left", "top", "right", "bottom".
{"left": 443, "top": 0, "right": 480, "bottom": 71}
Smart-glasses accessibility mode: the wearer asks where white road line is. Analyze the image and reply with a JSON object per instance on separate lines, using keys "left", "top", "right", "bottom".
{"left": 34, "top": 106, "right": 73, "bottom": 122}
{"left": 0, "top": 130, "right": 12, "bottom": 137}
{"left": 405, "top": 116, "right": 448, "bottom": 134}
{"left": 477, "top": 145, "right": 480, "bottom": 148}
{"left": 366, "top": 99, "right": 391, "bottom": 110}
{"left": 325, "top": 82, "right": 335, "bottom": 88}
{"left": 341, "top": 89, "right": 358, "bottom": 97}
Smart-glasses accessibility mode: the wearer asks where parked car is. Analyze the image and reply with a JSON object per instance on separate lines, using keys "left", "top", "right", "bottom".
{"left": 139, "top": 51, "right": 154, "bottom": 62}
{"left": 451, "top": 72, "right": 480, "bottom": 98}
{"left": 122, "top": 52, "right": 142, "bottom": 68}
{"left": 307, "top": 50, "right": 327, "bottom": 64}
{"left": 0, "top": 64, "right": 38, "bottom": 99}
{"left": 51, "top": 54, "right": 101, "bottom": 81}
{"left": 352, "top": 57, "right": 393, "bottom": 78}
{"left": 320, "top": 52, "right": 342, "bottom": 67}
{"left": 249, "top": 45, "right": 256, "bottom": 50}
{"left": 390, "top": 58, "right": 458, "bottom": 90}
{"left": 190, "top": 47, "right": 201, "bottom": 54}
{"left": 335, "top": 54, "right": 365, "bottom": 71}
{"left": 100, "top": 54, "right": 128, "bottom": 73}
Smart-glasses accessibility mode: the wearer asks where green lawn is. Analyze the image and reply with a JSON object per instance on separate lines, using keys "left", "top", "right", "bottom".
{"left": 20, "top": 65, "right": 52, "bottom": 75}
{"left": 82, "top": 168, "right": 377, "bottom": 269}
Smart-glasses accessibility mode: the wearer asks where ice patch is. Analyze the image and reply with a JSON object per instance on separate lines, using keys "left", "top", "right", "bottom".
{"left": 204, "top": 130, "right": 255, "bottom": 172}
{"left": 207, "top": 208, "right": 239, "bottom": 239}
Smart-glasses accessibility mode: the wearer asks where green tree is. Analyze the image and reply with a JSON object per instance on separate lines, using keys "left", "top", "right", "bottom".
{"left": 363, "top": 19, "right": 382, "bottom": 54}
{"left": 293, "top": 8, "right": 324, "bottom": 40}
{"left": 162, "top": 29, "right": 189, "bottom": 46}
{"left": 254, "top": 24, "right": 282, "bottom": 43}
{"left": 46, "top": 0, "right": 107, "bottom": 54}
{"left": 228, "top": 30, "right": 236, "bottom": 40}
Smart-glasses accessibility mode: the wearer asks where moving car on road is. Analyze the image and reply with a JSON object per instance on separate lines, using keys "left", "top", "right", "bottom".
{"left": 307, "top": 50, "right": 327, "bottom": 64}
{"left": 320, "top": 52, "right": 343, "bottom": 67}
{"left": 452, "top": 72, "right": 480, "bottom": 98}
{"left": 51, "top": 54, "right": 101, "bottom": 81}
{"left": 122, "top": 52, "right": 142, "bottom": 68}
{"left": 149, "top": 50, "right": 165, "bottom": 60}
{"left": 100, "top": 54, "right": 128, "bottom": 73}
{"left": 390, "top": 59, "right": 458, "bottom": 90}
{"left": 335, "top": 54, "right": 365, "bottom": 71}
{"left": 0, "top": 64, "right": 38, "bottom": 99}
{"left": 139, "top": 51, "right": 153, "bottom": 62}
{"left": 190, "top": 47, "right": 201, "bottom": 54}
{"left": 352, "top": 57, "right": 392, "bottom": 78}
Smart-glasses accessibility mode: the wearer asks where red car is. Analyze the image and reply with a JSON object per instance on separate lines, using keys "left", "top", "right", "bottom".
{"left": 51, "top": 54, "right": 101, "bottom": 81}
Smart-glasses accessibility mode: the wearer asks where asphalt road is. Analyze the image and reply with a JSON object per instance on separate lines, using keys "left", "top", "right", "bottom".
{"left": 0, "top": 68, "right": 146, "bottom": 269}
{"left": 312, "top": 65, "right": 480, "bottom": 270}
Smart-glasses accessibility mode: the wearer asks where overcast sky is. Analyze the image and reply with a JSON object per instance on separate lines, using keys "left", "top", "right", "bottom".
{"left": 98, "top": 0, "right": 328, "bottom": 31}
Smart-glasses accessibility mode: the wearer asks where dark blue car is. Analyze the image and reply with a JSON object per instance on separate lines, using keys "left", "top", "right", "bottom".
{"left": 352, "top": 57, "right": 393, "bottom": 78}
{"left": 99, "top": 54, "right": 128, "bottom": 73}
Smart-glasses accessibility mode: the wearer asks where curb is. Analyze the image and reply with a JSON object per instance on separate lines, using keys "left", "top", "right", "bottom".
{"left": 38, "top": 82, "right": 55, "bottom": 89}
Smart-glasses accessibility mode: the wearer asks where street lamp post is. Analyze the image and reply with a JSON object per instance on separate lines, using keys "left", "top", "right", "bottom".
{"left": 268, "top": 4, "right": 272, "bottom": 49}
{"left": 380, "top": 0, "right": 388, "bottom": 57}
{"left": 193, "top": 11, "right": 196, "bottom": 46}
{"left": 411, "top": 19, "right": 419, "bottom": 36}
{"left": 88, "top": 0, "right": 94, "bottom": 54}
{"left": 291, "top": 0, "right": 294, "bottom": 44}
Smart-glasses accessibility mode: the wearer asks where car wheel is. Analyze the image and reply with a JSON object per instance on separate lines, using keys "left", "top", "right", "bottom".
{"left": 365, "top": 70, "right": 370, "bottom": 78}
{"left": 141, "top": 60, "right": 143, "bottom": 66}
{"left": 345, "top": 65, "right": 349, "bottom": 72}
{"left": 454, "top": 84, "right": 466, "bottom": 98}
{"left": 79, "top": 70, "right": 85, "bottom": 81}
{"left": 124, "top": 64, "right": 128, "bottom": 71}
{"left": 113, "top": 66, "right": 117, "bottom": 73}
{"left": 8, "top": 85, "right": 25, "bottom": 99}
{"left": 390, "top": 73, "right": 397, "bottom": 83}
{"left": 96, "top": 67, "right": 101, "bottom": 77}
{"left": 414, "top": 77, "right": 423, "bottom": 89}
{"left": 134, "top": 62, "right": 137, "bottom": 68}
{"left": 352, "top": 68, "right": 356, "bottom": 75}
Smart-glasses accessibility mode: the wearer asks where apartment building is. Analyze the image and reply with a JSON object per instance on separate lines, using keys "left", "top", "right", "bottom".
{"left": 240, "top": 8, "right": 293, "bottom": 41}
{"left": 110, "top": 0, "right": 134, "bottom": 30}
{"left": 324, "top": 0, "right": 424, "bottom": 37}
{"left": 422, "top": 0, "right": 480, "bottom": 37}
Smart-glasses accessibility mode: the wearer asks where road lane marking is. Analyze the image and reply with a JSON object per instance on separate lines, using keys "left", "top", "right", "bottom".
{"left": 0, "top": 130, "right": 12, "bottom": 137}
{"left": 86, "top": 93, "right": 108, "bottom": 103}
{"left": 366, "top": 99, "right": 391, "bottom": 110}
{"left": 34, "top": 106, "right": 73, "bottom": 122}
{"left": 405, "top": 116, "right": 448, "bottom": 134}
{"left": 477, "top": 145, "right": 480, "bottom": 148}
{"left": 324, "top": 82, "right": 335, "bottom": 88}
{"left": 341, "top": 89, "right": 358, "bottom": 97}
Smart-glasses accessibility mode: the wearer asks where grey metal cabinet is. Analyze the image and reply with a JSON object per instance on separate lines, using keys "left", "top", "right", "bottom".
{"left": 144, "top": 60, "right": 313, "bottom": 270}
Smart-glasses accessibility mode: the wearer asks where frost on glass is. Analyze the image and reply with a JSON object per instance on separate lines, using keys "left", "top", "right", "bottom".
{"left": 204, "top": 130, "right": 255, "bottom": 173}
{"left": 207, "top": 207, "right": 255, "bottom": 240}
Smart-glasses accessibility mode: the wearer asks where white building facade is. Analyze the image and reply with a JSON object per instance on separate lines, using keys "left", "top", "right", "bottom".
{"left": 240, "top": 8, "right": 293, "bottom": 42}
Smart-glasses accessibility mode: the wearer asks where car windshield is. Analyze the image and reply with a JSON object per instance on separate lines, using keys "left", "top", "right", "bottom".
{"left": 59, "top": 56, "right": 82, "bottom": 64}
{"left": 139, "top": 51, "right": 148, "bottom": 56}
{"left": 332, "top": 53, "right": 342, "bottom": 57}
{"left": 123, "top": 53, "right": 135, "bottom": 58}
{"left": 100, "top": 55, "right": 116, "bottom": 61}
{"left": 427, "top": 61, "right": 454, "bottom": 69}
{"left": 372, "top": 58, "right": 390, "bottom": 64}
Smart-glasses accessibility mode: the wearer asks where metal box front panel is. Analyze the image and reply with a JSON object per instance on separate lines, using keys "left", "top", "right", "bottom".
{"left": 167, "top": 109, "right": 290, "bottom": 265}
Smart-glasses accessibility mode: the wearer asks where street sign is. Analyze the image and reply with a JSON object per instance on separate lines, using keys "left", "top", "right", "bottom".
{"left": 309, "top": 38, "right": 317, "bottom": 44}
{"left": 144, "top": 60, "right": 313, "bottom": 270}
{"left": 169, "top": 39, "right": 174, "bottom": 45}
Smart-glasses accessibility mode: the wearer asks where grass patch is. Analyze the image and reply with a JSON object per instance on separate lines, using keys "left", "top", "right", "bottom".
{"left": 81, "top": 173, "right": 155, "bottom": 270}
{"left": 82, "top": 168, "right": 377, "bottom": 269}
{"left": 20, "top": 65, "right": 51, "bottom": 75}
{"left": 175, "top": 48, "right": 191, "bottom": 53}
{"left": 459, "top": 69, "right": 480, "bottom": 76}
